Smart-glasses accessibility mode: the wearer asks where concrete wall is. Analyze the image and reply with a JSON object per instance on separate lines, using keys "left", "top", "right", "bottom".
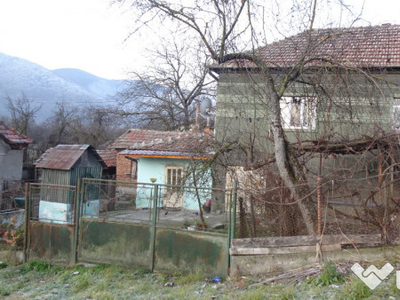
{"left": 0, "top": 139, "right": 24, "bottom": 192}
{"left": 213, "top": 70, "right": 400, "bottom": 210}
{"left": 215, "top": 71, "right": 400, "bottom": 164}
{"left": 231, "top": 245, "right": 400, "bottom": 276}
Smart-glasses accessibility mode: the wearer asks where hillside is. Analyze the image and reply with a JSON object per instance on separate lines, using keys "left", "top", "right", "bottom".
{"left": 52, "top": 68, "right": 127, "bottom": 99}
{"left": 0, "top": 53, "right": 128, "bottom": 121}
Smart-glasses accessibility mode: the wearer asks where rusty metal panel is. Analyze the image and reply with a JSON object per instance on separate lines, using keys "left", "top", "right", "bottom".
{"left": 28, "top": 222, "right": 74, "bottom": 265}
{"left": 155, "top": 228, "right": 228, "bottom": 277}
{"left": 35, "top": 144, "right": 90, "bottom": 170}
{"left": 78, "top": 219, "right": 151, "bottom": 268}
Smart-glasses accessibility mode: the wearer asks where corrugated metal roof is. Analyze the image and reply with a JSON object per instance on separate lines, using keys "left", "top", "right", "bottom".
{"left": 35, "top": 144, "right": 93, "bottom": 170}
{"left": 0, "top": 122, "right": 33, "bottom": 149}
{"left": 211, "top": 24, "right": 400, "bottom": 70}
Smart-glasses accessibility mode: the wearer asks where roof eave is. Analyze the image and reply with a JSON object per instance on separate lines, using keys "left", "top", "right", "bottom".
{"left": 120, "top": 152, "right": 211, "bottom": 160}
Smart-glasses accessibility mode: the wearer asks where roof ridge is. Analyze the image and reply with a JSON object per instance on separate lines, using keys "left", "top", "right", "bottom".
{"left": 213, "top": 23, "right": 400, "bottom": 71}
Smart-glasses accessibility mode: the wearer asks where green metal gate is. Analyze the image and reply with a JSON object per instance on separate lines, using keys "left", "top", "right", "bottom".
{"left": 23, "top": 183, "right": 78, "bottom": 265}
{"left": 76, "top": 178, "right": 236, "bottom": 277}
{"left": 23, "top": 179, "right": 237, "bottom": 277}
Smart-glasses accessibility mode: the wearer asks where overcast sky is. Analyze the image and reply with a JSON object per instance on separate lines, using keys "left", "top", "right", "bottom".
{"left": 0, "top": 0, "right": 399, "bottom": 80}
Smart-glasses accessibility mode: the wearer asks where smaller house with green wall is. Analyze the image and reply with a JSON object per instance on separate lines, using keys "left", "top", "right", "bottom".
{"left": 35, "top": 144, "right": 106, "bottom": 223}
{"left": 118, "top": 132, "right": 214, "bottom": 210}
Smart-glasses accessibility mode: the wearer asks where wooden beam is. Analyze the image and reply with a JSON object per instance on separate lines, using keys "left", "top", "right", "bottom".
{"left": 231, "top": 234, "right": 381, "bottom": 248}
{"left": 230, "top": 243, "right": 341, "bottom": 256}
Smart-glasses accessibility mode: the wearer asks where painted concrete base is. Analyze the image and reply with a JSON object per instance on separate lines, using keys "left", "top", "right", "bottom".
{"left": 83, "top": 200, "right": 100, "bottom": 216}
{"left": 39, "top": 200, "right": 72, "bottom": 224}
{"left": 231, "top": 245, "right": 400, "bottom": 275}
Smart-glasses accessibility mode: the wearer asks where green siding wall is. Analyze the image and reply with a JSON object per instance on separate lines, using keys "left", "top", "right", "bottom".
{"left": 215, "top": 70, "right": 400, "bottom": 162}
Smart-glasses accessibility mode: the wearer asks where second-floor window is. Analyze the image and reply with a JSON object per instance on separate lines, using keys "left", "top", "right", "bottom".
{"left": 280, "top": 96, "right": 316, "bottom": 129}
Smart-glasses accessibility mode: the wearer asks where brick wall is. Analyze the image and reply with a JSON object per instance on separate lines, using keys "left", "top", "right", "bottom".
{"left": 116, "top": 152, "right": 137, "bottom": 182}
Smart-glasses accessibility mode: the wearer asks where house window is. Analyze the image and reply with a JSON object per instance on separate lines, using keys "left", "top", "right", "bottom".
{"left": 280, "top": 96, "right": 316, "bottom": 129}
{"left": 393, "top": 98, "right": 400, "bottom": 130}
{"left": 165, "top": 166, "right": 184, "bottom": 192}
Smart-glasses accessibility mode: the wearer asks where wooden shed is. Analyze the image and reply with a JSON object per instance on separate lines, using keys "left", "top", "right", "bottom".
{"left": 35, "top": 144, "right": 105, "bottom": 186}
{"left": 34, "top": 144, "right": 106, "bottom": 223}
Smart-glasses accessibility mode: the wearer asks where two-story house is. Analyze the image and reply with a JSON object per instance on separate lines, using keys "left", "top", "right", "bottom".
{"left": 209, "top": 24, "right": 400, "bottom": 235}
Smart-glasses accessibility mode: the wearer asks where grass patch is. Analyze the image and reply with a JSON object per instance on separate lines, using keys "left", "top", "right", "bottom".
{"left": 338, "top": 276, "right": 372, "bottom": 299}
{"left": 73, "top": 277, "right": 90, "bottom": 292}
{"left": 174, "top": 270, "right": 205, "bottom": 285}
{"left": 269, "top": 284, "right": 296, "bottom": 299}
{"left": 308, "top": 261, "right": 344, "bottom": 287}
{"left": 0, "top": 261, "right": 398, "bottom": 299}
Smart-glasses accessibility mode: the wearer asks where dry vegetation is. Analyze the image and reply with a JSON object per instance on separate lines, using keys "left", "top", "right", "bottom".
{"left": 0, "top": 260, "right": 400, "bottom": 299}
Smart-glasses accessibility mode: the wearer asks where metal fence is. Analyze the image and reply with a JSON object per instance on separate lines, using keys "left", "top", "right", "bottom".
{"left": 75, "top": 178, "right": 235, "bottom": 275}
{"left": 23, "top": 183, "right": 78, "bottom": 265}
{"left": 80, "top": 178, "right": 233, "bottom": 232}
{"left": 26, "top": 183, "right": 77, "bottom": 224}
{"left": 230, "top": 168, "right": 398, "bottom": 244}
{"left": 0, "top": 179, "right": 24, "bottom": 211}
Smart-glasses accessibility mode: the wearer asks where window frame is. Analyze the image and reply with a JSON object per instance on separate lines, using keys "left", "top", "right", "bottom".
{"left": 280, "top": 96, "right": 317, "bottom": 130}
{"left": 165, "top": 165, "right": 185, "bottom": 194}
{"left": 392, "top": 97, "right": 400, "bottom": 131}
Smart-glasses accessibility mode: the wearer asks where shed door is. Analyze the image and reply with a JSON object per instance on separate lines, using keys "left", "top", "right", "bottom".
{"left": 163, "top": 166, "right": 184, "bottom": 208}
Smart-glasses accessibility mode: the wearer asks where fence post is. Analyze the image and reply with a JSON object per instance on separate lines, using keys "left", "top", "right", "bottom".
{"left": 71, "top": 180, "right": 81, "bottom": 265}
{"left": 231, "top": 181, "right": 238, "bottom": 241}
{"left": 227, "top": 181, "right": 238, "bottom": 276}
{"left": 23, "top": 182, "right": 30, "bottom": 263}
{"left": 227, "top": 189, "right": 232, "bottom": 275}
{"left": 149, "top": 184, "right": 159, "bottom": 272}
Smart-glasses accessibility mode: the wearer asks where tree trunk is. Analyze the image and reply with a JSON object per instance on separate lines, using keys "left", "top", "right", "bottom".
{"left": 270, "top": 91, "right": 317, "bottom": 235}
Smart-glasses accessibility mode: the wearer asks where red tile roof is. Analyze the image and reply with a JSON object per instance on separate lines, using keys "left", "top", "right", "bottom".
{"left": 119, "top": 132, "right": 214, "bottom": 159}
{"left": 96, "top": 149, "right": 117, "bottom": 167}
{"left": 212, "top": 24, "right": 400, "bottom": 70}
{"left": 0, "top": 122, "right": 33, "bottom": 149}
{"left": 35, "top": 144, "right": 105, "bottom": 170}
{"left": 110, "top": 129, "right": 197, "bottom": 150}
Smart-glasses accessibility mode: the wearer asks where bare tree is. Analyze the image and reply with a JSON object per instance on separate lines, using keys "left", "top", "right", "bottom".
{"left": 115, "top": 0, "right": 389, "bottom": 236}
{"left": 116, "top": 0, "right": 322, "bottom": 233}
{"left": 47, "top": 102, "right": 79, "bottom": 146}
{"left": 29, "top": 103, "right": 126, "bottom": 161}
{"left": 113, "top": 37, "right": 214, "bottom": 130}
{"left": 6, "top": 93, "right": 42, "bottom": 135}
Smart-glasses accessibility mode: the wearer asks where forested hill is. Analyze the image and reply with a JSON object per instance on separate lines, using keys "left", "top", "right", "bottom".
{"left": 0, "top": 52, "right": 129, "bottom": 121}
